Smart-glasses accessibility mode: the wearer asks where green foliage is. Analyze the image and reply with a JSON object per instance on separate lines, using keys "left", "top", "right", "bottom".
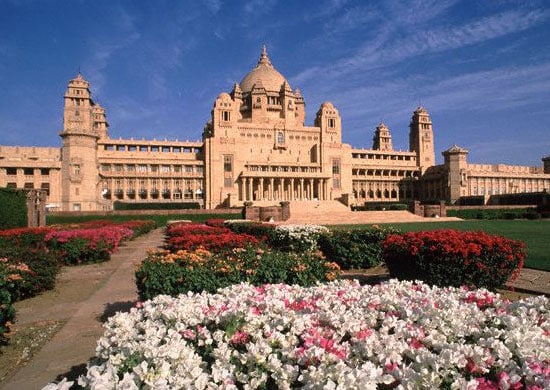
{"left": 352, "top": 202, "right": 409, "bottom": 211}
{"left": 0, "top": 188, "right": 27, "bottom": 229}
{"left": 46, "top": 213, "right": 240, "bottom": 227}
{"left": 447, "top": 208, "right": 539, "bottom": 220}
{"left": 113, "top": 201, "right": 200, "bottom": 210}
{"left": 318, "top": 227, "right": 400, "bottom": 269}
{"left": 0, "top": 265, "right": 16, "bottom": 344}
{"left": 136, "top": 246, "right": 336, "bottom": 301}
{"left": 226, "top": 222, "right": 277, "bottom": 243}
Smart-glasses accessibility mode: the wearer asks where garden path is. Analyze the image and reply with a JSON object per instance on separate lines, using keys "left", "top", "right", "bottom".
{"left": 0, "top": 228, "right": 165, "bottom": 390}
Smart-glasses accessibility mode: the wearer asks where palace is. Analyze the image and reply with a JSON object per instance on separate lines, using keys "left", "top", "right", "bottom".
{"left": 1, "top": 47, "right": 549, "bottom": 212}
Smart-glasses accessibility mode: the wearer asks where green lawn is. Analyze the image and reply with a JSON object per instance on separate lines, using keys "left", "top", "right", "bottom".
{"left": 332, "top": 220, "right": 550, "bottom": 271}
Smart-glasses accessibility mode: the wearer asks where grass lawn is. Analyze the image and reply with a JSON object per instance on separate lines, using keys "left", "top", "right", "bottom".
{"left": 332, "top": 220, "right": 550, "bottom": 271}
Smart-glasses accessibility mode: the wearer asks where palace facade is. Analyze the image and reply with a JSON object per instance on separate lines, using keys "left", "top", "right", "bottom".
{"left": 1, "top": 47, "right": 549, "bottom": 211}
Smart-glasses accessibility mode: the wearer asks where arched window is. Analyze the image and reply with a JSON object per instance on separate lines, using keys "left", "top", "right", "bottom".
{"left": 277, "top": 132, "right": 284, "bottom": 144}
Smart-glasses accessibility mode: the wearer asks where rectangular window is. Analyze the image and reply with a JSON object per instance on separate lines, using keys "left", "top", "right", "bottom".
{"left": 128, "top": 145, "right": 137, "bottom": 151}
{"left": 223, "top": 156, "right": 233, "bottom": 172}
{"left": 185, "top": 165, "right": 194, "bottom": 173}
{"left": 332, "top": 159, "right": 341, "bottom": 189}
{"left": 139, "top": 146, "right": 148, "bottom": 152}
{"left": 117, "top": 145, "right": 126, "bottom": 151}
{"left": 173, "top": 147, "right": 181, "bottom": 153}
{"left": 138, "top": 165, "right": 147, "bottom": 173}
{"left": 224, "top": 177, "right": 233, "bottom": 187}
{"left": 196, "top": 166, "right": 204, "bottom": 174}
{"left": 162, "top": 147, "right": 170, "bottom": 153}
{"left": 24, "top": 168, "right": 34, "bottom": 176}
{"left": 6, "top": 167, "right": 17, "bottom": 175}
{"left": 24, "top": 182, "right": 34, "bottom": 190}
{"left": 40, "top": 182, "right": 50, "bottom": 195}
{"left": 40, "top": 168, "right": 50, "bottom": 176}
{"left": 173, "top": 165, "right": 181, "bottom": 173}
{"left": 73, "top": 164, "right": 80, "bottom": 176}
{"left": 7, "top": 182, "right": 16, "bottom": 188}
{"left": 161, "top": 165, "right": 170, "bottom": 173}
{"left": 114, "top": 164, "right": 123, "bottom": 172}
{"left": 151, "top": 146, "right": 159, "bottom": 152}
{"left": 150, "top": 165, "right": 158, "bottom": 173}
{"left": 126, "top": 164, "right": 135, "bottom": 172}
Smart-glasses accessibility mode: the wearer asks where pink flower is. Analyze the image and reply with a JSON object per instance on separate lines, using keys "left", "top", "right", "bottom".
{"left": 230, "top": 331, "right": 249, "bottom": 345}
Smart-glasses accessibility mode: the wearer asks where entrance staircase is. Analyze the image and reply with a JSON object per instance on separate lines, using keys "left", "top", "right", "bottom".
{"left": 283, "top": 200, "right": 430, "bottom": 225}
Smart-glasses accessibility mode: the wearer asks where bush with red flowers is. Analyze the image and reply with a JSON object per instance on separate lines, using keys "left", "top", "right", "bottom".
{"left": 45, "top": 225, "right": 134, "bottom": 265}
{"left": 165, "top": 223, "right": 259, "bottom": 252}
{"left": 382, "top": 229, "right": 525, "bottom": 290}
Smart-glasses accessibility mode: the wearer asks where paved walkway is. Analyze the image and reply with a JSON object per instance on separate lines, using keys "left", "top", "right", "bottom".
{"left": 1, "top": 222, "right": 548, "bottom": 389}
{"left": 1, "top": 228, "right": 165, "bottom": 390}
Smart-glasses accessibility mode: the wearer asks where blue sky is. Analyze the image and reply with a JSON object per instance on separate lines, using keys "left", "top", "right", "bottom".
{"left": 1, "top": 0, "right": 549, "bottom": 166}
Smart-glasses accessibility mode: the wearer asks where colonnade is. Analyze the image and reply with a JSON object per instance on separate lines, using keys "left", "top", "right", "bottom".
{"left": 239, "top": 176, "right": 330, "bottom": 202}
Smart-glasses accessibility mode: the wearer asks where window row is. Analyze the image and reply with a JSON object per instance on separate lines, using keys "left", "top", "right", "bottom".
{"left": 101, "top": 164, "right": 204, "bottom": 174}
{"left": 246, "top": 165, "right": 320, "bottom": 173}
{"left": 102, "top": 145, "right": 202, "bottom": 153}
{"left": 4, "top": 168, "right": 51, "bottom": 176}
{"left": 352, "top": 169, "right": 419, "bottom": 178}
{"left": 5, "top": 182, "right": 50, "bottom": 195}
{"left": 352, "top": 153, "right": 415, "bottom": 161}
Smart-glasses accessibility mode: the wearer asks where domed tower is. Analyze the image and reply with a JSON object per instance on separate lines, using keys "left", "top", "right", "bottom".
{"left": 372, "top": 122, "right": 393, "bottom": 151}
{"left": 238, "top": 46, "right": 305, "bottom": 126}
{"left": 59, "top": 73, "right": 101, "bottom": 211}
{"left": 409, "top": 106, "right": 435, "bottom": 174}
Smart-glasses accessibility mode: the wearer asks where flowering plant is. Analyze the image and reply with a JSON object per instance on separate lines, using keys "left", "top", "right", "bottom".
{"left": 60, "top": 280, "right": 548, "bottom": 389}
{"left": 382, "top": 229, "right": 525, "bottom": 290}
{"left": 165, "top": 223, "right": 259, "bottom": 252}
{"left": 272, "top": 224, "right": 329, "bottom": 252}
{"left": 46, "top": 225, "right": 134, "bottom": 265}
{"left": 136, "top": 246, "right": 340, "bottom": 300}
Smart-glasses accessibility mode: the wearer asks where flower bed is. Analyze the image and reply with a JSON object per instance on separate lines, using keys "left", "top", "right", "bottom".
{"left": 271, "top": 224, "right": 329, "bottom": 252}
{"left": 165, "top": 223, "right": 259, "bottom": 252}
{"left": 46, "top": 225, "right": 134, "bottom": 265}
{"left": 136, "top": 246, "right": 340, "bottom": 300}
{"left": 382, "top": 229, "right": 526, "bottom": 290}
{"left": 64, "top": 280, "right": 548, "bottom": 389}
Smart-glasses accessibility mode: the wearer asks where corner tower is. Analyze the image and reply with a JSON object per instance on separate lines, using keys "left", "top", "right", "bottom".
{"left": 372, "top": 122, "right": 393, "bottom": 151}
{"left": 59, "top": 73, "right": 101, "bottom": 211}
{"left": 409, "top": 106, "right": 435, "bottom": 173}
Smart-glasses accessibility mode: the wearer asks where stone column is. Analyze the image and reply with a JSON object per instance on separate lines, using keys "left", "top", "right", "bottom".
{"left": 248, "top": 177, "right": 253, "bottom": 201}
{"left": 290, "top": 178, "right": 295, "bottom": 201}
{"left": 269, "top": 178, "right": 274, "bottom": 201}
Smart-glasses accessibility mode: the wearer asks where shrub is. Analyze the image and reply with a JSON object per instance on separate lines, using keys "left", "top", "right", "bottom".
{"left": 318, "top": 227, "right": 400, "bottom": 269}
{"left": 0, "top": 263, "right": 16, "bottom": 344}
{"left": 382, "top": 229, "right": 525, "bottom": 290}
{"left": 136, "top": 246, "right": 340, "bottom": 300}
{"left": 271, "top": 224, "right": 329, "bottom": 252}
{"left": 75, "top": 219, "right": 157, "bottom": 237}
{"left": 113, "top": 201, "right": 200, "bottom": 210}
{"left": 0, "top": 187, "right": 27, "bottom": 229}
{"left": 45, "top": 226, "right": 133, "bottom": 265}
{"left": 165, "top": 223, "right": 259, "bottom": 252}
{"left": 226, "top": 221, "right": 277, "bottom": 243}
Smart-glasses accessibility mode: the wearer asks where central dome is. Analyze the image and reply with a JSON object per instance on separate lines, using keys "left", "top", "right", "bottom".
{"left": 240, "top": 46, "right": 290, "bottom": 93}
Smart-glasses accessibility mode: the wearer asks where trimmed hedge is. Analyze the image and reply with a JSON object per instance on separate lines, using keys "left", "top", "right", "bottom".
{"left": 318, "top": 227, "right": 400, "bottom": 269}
{"left": 113, "top": 201, "right": 200, "bottom": 210}
{"left": 352, "top": 202, "right": 408, "bottom": 211}
{"left": 447, "top": 208, "right": 541, "bottom": 220}
{"left": 0, "top": 188, "right": 27, "bottom": 229}
{"left": 382, "top": 229, "right": 525, "bottom": 290}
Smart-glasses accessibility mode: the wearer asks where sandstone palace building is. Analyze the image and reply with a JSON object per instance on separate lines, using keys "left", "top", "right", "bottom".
{"left": 1, "top": 47, "right": 550, "bottom": 212}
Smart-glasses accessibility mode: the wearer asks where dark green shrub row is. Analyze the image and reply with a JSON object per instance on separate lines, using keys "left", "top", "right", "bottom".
{"left": 136, "top": 246, "right": 339, "bottom": 301}
{"left": 113, "top": 201, "right": 200, "bottom": 210}
{"left": 318, "top": 227, "right": 400, "bottom": 269}
{"left": 447, "top": 208, "right": 542, "bottom": 220}
{"left": 382, "top": 229, "right": 525, "bottom": 290}
{"left": 0, "top": 188, "right": 27, "bottom": 229}
{"left": 226, "top": 222, "right": 277, "bottom": 243}
{"left": 352, "top": 202, "right": 408, "bottom": 211}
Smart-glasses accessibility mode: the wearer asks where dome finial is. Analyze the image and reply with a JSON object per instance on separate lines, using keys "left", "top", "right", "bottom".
{"left": 258, "top": 44, "right": 272, "bottom": 67}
